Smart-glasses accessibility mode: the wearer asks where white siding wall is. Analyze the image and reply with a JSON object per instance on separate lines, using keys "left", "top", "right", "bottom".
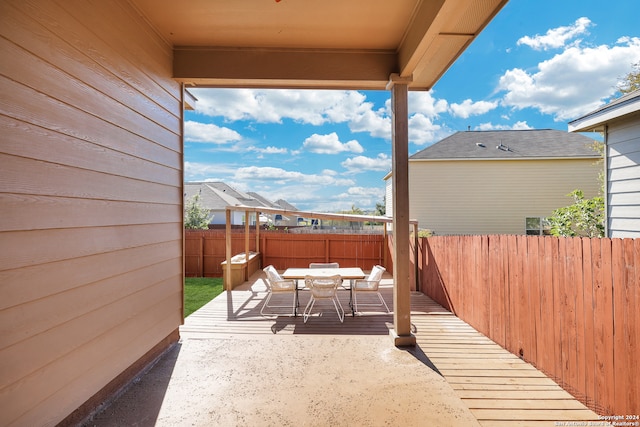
{"left": 0, "top": 1, "right": 183, "bottom": 425}
{"left": 606, "top": 116, "right": 640, "bottom": 237}
{"left": 408, "top": 158, "right": 601, "bottom": 235}
{"left": 385, "top": 177, "right": 393, "bottom": 218}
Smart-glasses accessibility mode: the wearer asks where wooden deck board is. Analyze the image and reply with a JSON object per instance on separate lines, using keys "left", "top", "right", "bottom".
{"left": 412, "top": 298, "right": 601, "bottom": 425}
{"left": 479, "top": 422, "right": 578, "bottom": 427}
{"left": 181, "top": 271, "right": 601, "bottom": 425}
{"left": 464, "top": 398, "right": 592, "bottom": 409}
{"left": 451, "top": 383, "right": 564, "bottom": 391}
{"left": 471, "top": 408, "right": 598, "bottom": 420}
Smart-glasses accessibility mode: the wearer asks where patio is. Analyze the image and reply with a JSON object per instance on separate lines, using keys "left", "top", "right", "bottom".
{"left": 87, "top": 270, "right": 600, "bottom": 427}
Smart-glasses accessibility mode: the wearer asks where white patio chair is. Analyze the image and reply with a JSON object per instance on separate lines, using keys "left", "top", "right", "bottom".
{"left": 309, "top": 262, "right": 344, "bottom": 289}
{"left": 309, "top": 262, "right": 339, "bottom": 268}
{"left": 261, "top": 265, "right": 298, "bottom": 316}
{"left": 352, "top": 265, "right": 390, "bottom": 314}
{"left": 303, "top": 275, "right": 344, "bottom": 323}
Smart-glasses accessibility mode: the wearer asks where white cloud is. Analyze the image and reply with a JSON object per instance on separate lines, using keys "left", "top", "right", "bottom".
{"left": 302, "top": 132, "right": 364, "bottom": 154}
{"left": 184, "top": 120, "right": 242, "bottom": 144}
{"left": 189, "top": 87, "right": 460, "bottom": 145}
{"left": 248, "top": 146, "right": 288, "bottom": 154}
{"left": 341, "top": 153, "right": 391, "bottom": 173}
{"left": 340, "top": 186, "right": 384, "bottom": 198}
{"left": 475, "top": 121, "right": 532, "bottom": 131}
{"left": 408, "top": 91, "right": 449, "bottom": 117}
{"left": 258, "top": 183, "right": 382, "bottom": 212}
{"left": 517, "top": 17, "right": 592, "bottom": 51}
{"left": 334, "top": 186, "right": 385, "bottom": 211}
{"left": 270, "top": 186, "right": 322, "bottom": 203}
{"left": 449, "top": 99, "right": 499, "bottom": 119}
{"left": 347, "top": 107, "right": 391, "bottom": 139}
{"left": 234, "top": 166, "right": 355, "bottom": 186}
{"left": 190, "top": 88, "right": 396, "bottom": 141}
{"left": 408, "top": 114, "right": 449, "bottom": 145}
{"left": 346, "top": 91, "right": 452, "bottom": 145}
{"left": 184, "top": 161, "right": 237, "bottom": 181}
{"left": 190, "top": 88, "right": 370, "bottom": 125}
{"left": 498, "top": 36, "right": 640, "bottom": 121}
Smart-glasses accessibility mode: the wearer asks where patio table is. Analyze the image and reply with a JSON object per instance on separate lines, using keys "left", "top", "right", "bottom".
{"left": 282, "top": 267, "right": 366, "bottom": 316}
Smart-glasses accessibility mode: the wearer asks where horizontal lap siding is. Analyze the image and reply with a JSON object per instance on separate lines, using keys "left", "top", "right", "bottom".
{"left": 0, "top": 1, "right": 183, "bottom": 426}
{"left": 409, "top": 159, "right": 601, "bottom": 235}
{"left": 606, "top": 118, "right": 640, "bottom": 237}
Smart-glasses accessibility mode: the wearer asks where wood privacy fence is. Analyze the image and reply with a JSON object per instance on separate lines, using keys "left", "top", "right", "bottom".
{"left": 185, "top": 230, "right": 390, "bottom": 277}
{"left": 185, "top": 230, "right": 637, "bottom": 415}
{"left": 420, "top": 235, "right": 638, "bottom": 416}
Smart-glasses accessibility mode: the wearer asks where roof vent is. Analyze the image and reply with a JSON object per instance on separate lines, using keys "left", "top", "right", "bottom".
{"left": 496, "top": 143, "right": 510, "bottom": 151}
{"left": 476, "top": 142, "right": 485, "bottom": 148}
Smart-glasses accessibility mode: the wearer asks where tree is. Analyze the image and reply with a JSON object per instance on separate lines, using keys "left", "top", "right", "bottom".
{"left": 547, "top": 190, "right": 605, "bottom": 238}
{"left": 375, "top": 197, "right": 386, "bottom": 216}
{"left": 343, "top": 204, "right": 364, "bottom": 215}
{"left": 617, "top": 61, "right": 640, "bottom": 95}
{"left": 547, "top": 142, "right": 605, "bottom": 238}
{"left": 184, "top": 194, "right": 211, "bottom": 229}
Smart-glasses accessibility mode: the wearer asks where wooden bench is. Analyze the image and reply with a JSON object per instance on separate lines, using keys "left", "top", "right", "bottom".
{"left": 221, "top": 251, "right": 261, "bottom": 289}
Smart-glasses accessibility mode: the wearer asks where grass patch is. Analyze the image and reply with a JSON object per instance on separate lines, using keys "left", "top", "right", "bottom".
{"left": 184, "top": 277, "right": 224, "bottom": 317}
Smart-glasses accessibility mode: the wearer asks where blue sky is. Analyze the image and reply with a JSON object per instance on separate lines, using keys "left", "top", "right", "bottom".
{"left": 184, "top": 0, "right": 640, "bottom": 212}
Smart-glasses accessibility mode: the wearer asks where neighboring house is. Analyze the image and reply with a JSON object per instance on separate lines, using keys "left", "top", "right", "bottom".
{"left": 184, "top": 182, "right": 298, "bottom": 226}
{"left": 247, "top": 192, "right": 303, "bottom": 226}
{"left": 569, "top": 90, "right": 640, "bottom": 238}
{"left": 384, "top": 129, "right": 602, "bottom": 235}
{"left": 272, "top": 198, "right": 305, "bottom": 226}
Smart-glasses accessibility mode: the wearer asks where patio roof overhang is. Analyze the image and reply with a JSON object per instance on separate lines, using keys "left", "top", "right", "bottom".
{"left": 129, "top": 0, "right": 508, "bottom": 346}
{"left": 130, "top": 0, "right": 508, "bottom": 90}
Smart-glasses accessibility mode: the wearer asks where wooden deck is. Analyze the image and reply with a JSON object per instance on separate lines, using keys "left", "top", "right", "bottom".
{"left": 182, "top": 271, "right": 601, "bottom": 427}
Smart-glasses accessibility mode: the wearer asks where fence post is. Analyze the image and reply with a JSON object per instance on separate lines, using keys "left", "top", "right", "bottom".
{"left": 324, "top": 236, "right": 329, "bottom": 262}
{"left": 200, "top": 233, "right": 204, "bottom": 277}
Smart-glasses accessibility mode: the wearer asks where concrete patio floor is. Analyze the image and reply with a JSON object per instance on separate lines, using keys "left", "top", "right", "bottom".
{"left": 84, "top": 270, "right": 600, "bottom": 427}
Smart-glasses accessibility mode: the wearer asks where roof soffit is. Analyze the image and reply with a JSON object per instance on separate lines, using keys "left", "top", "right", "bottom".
{"left": 568, "top": 91, "right": 640, "bottom": 132}
{"left": 130, "top": 0, "right": 508, "bottom": 90}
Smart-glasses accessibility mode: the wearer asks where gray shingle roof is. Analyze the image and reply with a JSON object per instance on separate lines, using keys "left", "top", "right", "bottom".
{"left": 568, "top": 89, "right": 640, "bottom": 132}
{"left": 275, "top": 199, "right": 298, "bottom": 211}
{"left": 246, "top": 192, "right": 280, "bottom": 209}
{"left": 572, "top": 89, "right": 640, "bottom": 120}
{"left": 410, "top": 129, "right": 600, "bottom": 160}
{"left": 184, "top": 182, "right": 232, "bottom": 210}
{"left": 184, "top": 182, "right": 297, "bottom": 211}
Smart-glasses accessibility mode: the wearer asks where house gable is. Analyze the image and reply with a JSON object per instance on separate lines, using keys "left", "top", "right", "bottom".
{"left": 386, "top": 130, "right": 602, "bottom": 235}
{"left": 569, "top": 90, "right": 640, "bottom": 237}
{"left": 410, "top": 129, "right": 601, "bottom": 160}
{"left": 184, "top": 182, "right": 298, "bottom": 225}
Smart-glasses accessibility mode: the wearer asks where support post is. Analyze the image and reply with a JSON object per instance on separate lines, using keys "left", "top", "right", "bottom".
{"left": 225, "top": 208, "right": 232, "bottom": 290}
{"left": 388, "top": 74, "right": 416, "bottom": 346}
{"left": 245, "top": 210, "right": 250, "bottom": 280}
{"left": 255, "top": 212, "right": 260, "bottom": 253}
{"left": 414, "top": 222, "right": 419, "bottom": 292}
{"left": 383, "top": 223, "right": 388, "bottom": 267}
